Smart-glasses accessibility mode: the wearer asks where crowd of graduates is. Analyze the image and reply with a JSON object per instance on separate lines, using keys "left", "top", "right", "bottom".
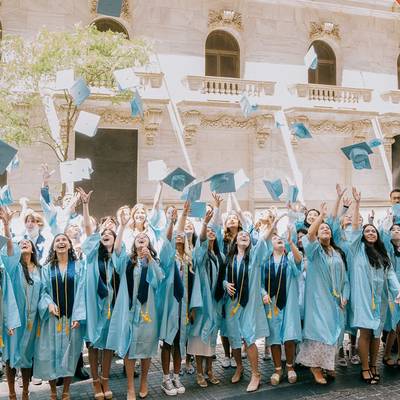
{"left": 2, "top": 163, "right": 400, "bottom": 400}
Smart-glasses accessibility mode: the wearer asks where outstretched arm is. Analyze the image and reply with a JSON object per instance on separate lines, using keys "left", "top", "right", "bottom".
{"left": 0, "top": 207, "right": 16, "bottom": 256}
{"left": 176, "top": 201, "right": 190, "bottom": 234}
{"left": 199, "top": 209, "right": 213, "bottom": 242}
{"left": 76, "top": 187, "right": 93, "bottom": 237}
{"left": 115, "top": 211, "right": 130, "bottom": 256}
{"left": 308, "top": 202, "right": 328, "bottom": 242}
{"left": 352, "top": 187, "right": 361, "bottom": 231}
{"left": 332, "top": 184, "right": 346, "bottom": 219}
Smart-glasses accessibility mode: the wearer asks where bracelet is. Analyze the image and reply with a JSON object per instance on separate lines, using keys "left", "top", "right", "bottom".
{"left": 343, "top": 205, "right": 349, "bottom": 209}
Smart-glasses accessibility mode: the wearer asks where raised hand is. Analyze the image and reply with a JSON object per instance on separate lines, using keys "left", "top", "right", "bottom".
{"left": 182, "top": 200, "right": 190, "bottom": 216}
{"left": 319, "top": 202, "right": 328, "bottom": 219}
{"left": 368, "top": 209, "right": 375, "bottom": 225}
{"left": 336, "top": 184, "right": 347, "bottom": 199}
{"left": 120, "top": 210, "right": 131, "bottom": 227}
{"left": 170, "top": 208, "right": 178, "bottom": 225}
{"left": 204, "top": 209, "right": 213, "bottom": 225}
{"left": 352, "top": 187, "right": 361, "bottom": 203}
{"left": 211, "top": 192, "right": 223, "bottom": 208}
{"left": 0, "top": 207, "right": 16, "bottom": 227}
{"left": 41, "top": 163, "right": 55, "bottom": 186}
{"left": 343, "top": 197, "right": 352, "bottom": 208}
{"left": 76, "top": 187, "right": 93, "bottom": 204}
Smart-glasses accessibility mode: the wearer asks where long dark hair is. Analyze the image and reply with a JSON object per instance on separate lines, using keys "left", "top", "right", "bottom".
{"left": 318, "top": 223, "right": 348, "bottom": 270}
{"left": 390, "top": 224, "right": 400, "bottom": 257}
{"left": 361, "top": 224, "right": 391, "bottom": 269}
{"left": 304, "top": 208, "right": 320, "bottom": 228}
{"left": 19, "top": 240, "right": 40, "bottom": 285}
{"left": 45, "top": 234, "right": 78, "bottom": 266}
{"left": 98, "top": 229, "right": 117, "bottom": 261}
{"left": 130, "top": 234, "right": 159, "bottom": 265}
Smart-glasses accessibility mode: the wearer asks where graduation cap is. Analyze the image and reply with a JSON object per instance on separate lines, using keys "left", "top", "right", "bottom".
{"left": 42, "top": 95, "right": 61, "bottom": 145}
{"left": 130, "top": 89, "right": 144, "bottom": 119}
{"left": 6, "top": 155, "right": 19, "bottom": 173}
{"left": 163, "top": 167, "right": 195, "bottom": 192}
{"left": 97, "top": 0, "right": 123, "bottom": 17}
{"left": 234, "top": 169, "right": 250, "bottom": 191}
{"left": 74, "top": 111, "right": 101, "bottom": 137}
{"left": 240, "top": 94, "right": 258, "bottom": 118}
{"left": 69, "top": 78, "right": 91, "bottom": 107}
{"left": 59, "top": 158, "right": 93, "bottom": 183}
{"left": 291, "top": 123, "right": 312, "bottom": 139}
{"left": 0, "top": 140, "right": 18, "bottom": 175}
{"left": 341, "top": 142, "right": 373, "bottom": 170}
{"left": 113, "top": 68, "right": 141, "bottom": 91}
{"left": 181, "top": 182, "right": 202, "bottom": 202}
{"left": 0, "top": 185, "right": 13, "bottom": 206}
{"left": 304, "top": 45, "right": 318, "bottom": 70}
{"left": 148, "top": 160, "right": 168, "bottom": 181}
{"left": 263, "top": 179, "right": 283, "bottom": 201}
{"left": 189, "top": 201, "right": 206, "bottom": 218}
{"left": 206, "top": 172, "right": 236, "bottom": 194}
{"left": 368, "top": 138, "right": 382, "bottom": 149}
{"left": 287, "top": 185, "right": 299, "bottom": 203}
{"left": 55, "top": 69, "right": 74, "bottom": 91}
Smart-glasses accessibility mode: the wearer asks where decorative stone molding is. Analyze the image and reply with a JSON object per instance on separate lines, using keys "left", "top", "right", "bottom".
{"left": 309, "top": 21, "right": 340, "bottom": 41}
{"left": 381, "top": 90, "right": 400, "bottom": 104}
{"left": 90, "top": 0, "right": 131, "bottom": 20}
{"left": 143, "top": 108, "right": 163, "bottom": 145}
{"left": 287, "top": 116, "right": 309, "bottom": 146}
{"left": 381, "top": 119, "right": 400, "bottom": 139}
{"left": 181, "top": 110, "right": 201, "bottom": 145}
{"left": 351, "top": 120, "right": 372, "bottom": 141}
{"left": 208, "top": 9, "right": 243, "bottom": 31}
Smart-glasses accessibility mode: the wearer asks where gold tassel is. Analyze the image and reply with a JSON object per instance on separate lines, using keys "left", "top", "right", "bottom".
{"left": 371, "top": 296, "right": 376, "bottom": 311}
{"left": 0, "top": 336, "right": 3, "bottom": 348}
{"left": 332, "top": 289, "right": 340, "bottom": 298}
{"left": 390, "top": 302, "right": 395, "bottom": 313}
{"left": 57, "top": 321, "right": 62, "bottom": 333}
{"left": 185, "top": 314, "right": 190, "bottom": 325}
{"left": 274, "top": 304, "right": 279, "bottom": 317}
{"left": 107, "top": 306, "right": 111, "bottom": 320}
{"left": 230, "top": 302, "right": 240, "bottom": 317}
{"left": 27, "top": 320, "right": 33, "bottom": 332}
{"left": 141, "top": 311, "right": 152, "bottom": 323}
{"left": 267, "top": 308, "right": 272, "bottom": 319}
{"left": 36, "top": 322, "right": 41, "bottom": 337}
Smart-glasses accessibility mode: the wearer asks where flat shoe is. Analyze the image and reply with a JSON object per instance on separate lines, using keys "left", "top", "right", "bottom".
{"left": 310, "top": 367, "right": 327, "bottom": 385}
{"left": 196, "top": 373, "right": 208, "bottom": 388}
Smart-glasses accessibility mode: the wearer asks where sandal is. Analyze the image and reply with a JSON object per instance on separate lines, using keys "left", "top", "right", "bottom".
{"left": 100, "top": 376, "right": 113, "bottom": 399}
{"left": 310, "top": 367, "right": 327, "bottom": 385}
{"left": 246, "top": 372, "right": 260, "bottom": 392}
{"left": 360, "top": 369, "right": 378, "bottom": 384}
{"left": 369, "top": 365, "right": 380, "bottom": 382}
{"left": 197, "top": 373, "right": 208, "bottom": 388}
{"left": 92, "top": 379, "right": 105, "bottom": 400}
{"left": 50, "top": 392, "right": 57, "bottom": 400}
{"left": 206, "top": 371, "right": 220, "bottom": 385}
{"left": 61, "top": 394, "right": 70, "bottom": 400}
{"left": 286, "top": 364, "right": 297, "bottom": 384}
{"left": 270, "top": 367, "right": 283, "bottom": 386}
{"left": 383, "top": 357, "right": 396, "bottom": 367}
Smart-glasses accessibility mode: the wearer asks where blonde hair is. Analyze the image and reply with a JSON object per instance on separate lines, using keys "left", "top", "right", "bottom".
{"left": 175, "top": 235, "right": 194, "bottom": 273}
{"left": 130, "top": 203, "right": 149, "bottom": 231}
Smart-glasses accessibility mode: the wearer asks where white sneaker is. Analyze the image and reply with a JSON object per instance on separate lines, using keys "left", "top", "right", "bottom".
{"left": 230, "top": 358, "right": 237, "bottom": 368}
{"left": 17, "top": 371, "right": 23, "bottom": 388}
{"left": 221, "top": 356, "right": 231, "bottom": 368}
{"left": 172, "top": 376, "right": 185, "bottom": 394}
{"left": 161, "top": 379, "right": 177, "bottom": 396}
{"left": 31, "top": 377, "right": 42, "bottom": 385}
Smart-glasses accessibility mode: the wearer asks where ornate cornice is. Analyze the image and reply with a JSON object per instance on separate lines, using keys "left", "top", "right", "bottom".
{"left": 208, "top": 9, "right": 243, "bottom": 31}
{"left": 90, "top": 0, "right": 131, "bottom": 20}
{"left": 309, "top": 21, "right": 340, "bottom": 41}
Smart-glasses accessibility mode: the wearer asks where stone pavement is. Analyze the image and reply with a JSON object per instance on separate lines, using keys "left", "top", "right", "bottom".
{"left": 1, "top": 341, "right": 400, "bottom": 400}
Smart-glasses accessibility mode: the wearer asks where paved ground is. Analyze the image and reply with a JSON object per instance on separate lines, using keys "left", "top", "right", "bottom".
{"left": 1, "top": 341, "right": 400, "bottom": 399}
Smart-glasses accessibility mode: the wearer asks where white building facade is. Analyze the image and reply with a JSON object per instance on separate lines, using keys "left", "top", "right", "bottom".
{"left": 1, "top": 0, "right": 400, "bottom": 215}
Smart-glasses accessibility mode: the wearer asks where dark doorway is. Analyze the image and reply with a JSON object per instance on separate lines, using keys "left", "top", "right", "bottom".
{"left": 75, "top": 128, "right": 138, "bottom": 218}
{"left": 393, "top": 135, "right": 400, "bottom": 189}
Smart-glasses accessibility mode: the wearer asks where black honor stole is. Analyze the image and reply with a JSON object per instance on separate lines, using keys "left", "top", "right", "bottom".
{"left": 228, "top": 256, "right": 249, "bottom": 308}
{"left": 264, "top": 254, "right": 287, "bottom": 310}
{"left": 51, "top": 259, "right": 75, "bottom": 319}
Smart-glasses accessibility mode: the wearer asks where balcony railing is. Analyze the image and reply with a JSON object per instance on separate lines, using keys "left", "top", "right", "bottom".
{"left": 186, "top": 75, "right": 276, "bottom": 96}
{"left": 92, "top": 72, "right": 163, "bottom": 89}
{"left": 381, "top": 90, "right": 400, "bottom": 104}
{"left": 292, "top": 83, "right": 373, "bottom": 103}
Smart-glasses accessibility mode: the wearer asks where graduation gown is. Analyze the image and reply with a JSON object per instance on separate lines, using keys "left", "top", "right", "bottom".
{"left": 158, "top": 238, "right": 201, "bottom": 357}
{"left": 302, "top": 235, "right": 349, "bottom": 346}
{"left": 106, "top": 248, "right": 164, "bottom": 359}
{"left": 34, "top": 260, "right": 86, "bottom": 380}
{"left": 261, "top": 245, "right": 302, "bottom": 345}
{"left": 83, "top": 233, "right": 119, "bottom": 349}
{"left": 223, "top": 239, "right": 269, "bottom": 349}
{"left": 348, "top": 229, "right": 400, "bottom": 337}
{"left": 1, "top": 244, "right": 41, "bottom": 368}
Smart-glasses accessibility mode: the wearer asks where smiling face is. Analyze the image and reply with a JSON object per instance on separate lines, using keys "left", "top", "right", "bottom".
{"left": 391, "top": 225, "right": 400, "bottom": 241}
{"left": 134, "top": 232, "right": 150, "bottom": 250}
{"left": 65, "top": 224, "right": 81, "bottom": 241}
{"left": 318, "top": 223, "right": 332, "bottom": 242}
{"left": 166, "top": 205, "right": 176, "bottom": 221}
{"left": 132, "top": 207, "right": 147, "bottom": 225}
{"left": 297, "top": 231, "right": 306, "bottom": 248}
{"left": 342, "top": 213, "right": 352, "bottom": 227}
{"left": 271, "top": 233, "right": 285, "bottom": 252}
{"left": 184, "top": 221, "right": 194, "bottom": 235}
{"left": 100, "top": 229, "right": 115, "bottom": 247}
{"left": 175, "top": 232, "right": 185, "bottom": 245}
{"left": 363, "top": 225, "right": 378, "bottom": 244}
{"left": 236, "top": 230, "right": 250, "bottom": 248}
{"left": 19, "top": 239, "right": 33, "bottom": 255}
{"left": 206, "top": 227, "right": 216, "bottom": 241}
{"left": 306, "top": 210, "right": 320, "bottom": 225}
{"left": 260, "top": 210, "right": 274, "bottom": 225}
{"left": 53, "top": 234, "right": 71, "bottom": 254}
{"left": 25, "top": 215, "right": 38, "bottom": 232}
{"left": 391, "top": 190, "right": 400, "bottom": 205}
{"left": 225, "top": 213, "right": 239, "bottom": 229}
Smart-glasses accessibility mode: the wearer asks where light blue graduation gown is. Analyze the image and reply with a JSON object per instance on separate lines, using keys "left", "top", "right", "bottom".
{"left": 106, "top": 248, "right": 164, "bottom": 359}
{"left": 261, "top": 246, "right": 302, "bottom": 345}
{"left": 191, "top": 239, "right": 224, "bottom": 348}
{"left": 83, "top": 233, "right": 118, "bottom": 349}
{"left": 158, "top": 238, "right": 201, "bottom": 356}
{"left": 34, "top": 261, "right": 86, "bottom": 380}
{"left": 0, "top": 265, "right": 21, "bottom": 356}
{"left": 302, "top": 235, "right": 349, "bottom": 346}
{"left": 1, "top": 244, "right": 41, "bottom": 368}
{"left": 348, "top": 229, "right": 400, "bottom": 337}
{"left": 223, "top": 239, "right": 269, "bottom": 349}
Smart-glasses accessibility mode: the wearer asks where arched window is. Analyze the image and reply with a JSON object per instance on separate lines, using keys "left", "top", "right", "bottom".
{"left": 92, "top": 18, "right": 129, "bottom": 38}
{"left": 397, "top": 55, "right": 400, "bottom": 89}
{"left": 205, "top": 30, "right": 240, "bottom": 78}
{"left": 308, "top": 40, "right": 336, "bottom": 85}
{"left": 393, "top": 135, "right": 400, "bottom": 188}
